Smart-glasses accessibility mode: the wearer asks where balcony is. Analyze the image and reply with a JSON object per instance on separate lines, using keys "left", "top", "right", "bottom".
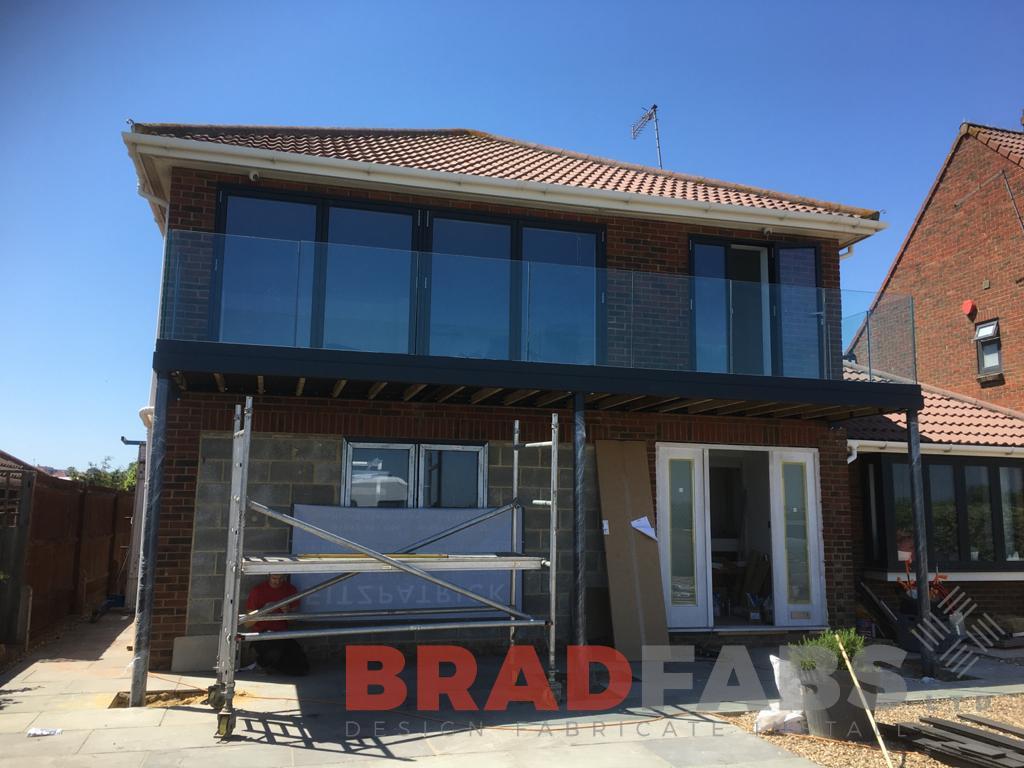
{"left": 154, "top": 230, "right": 920, "bottom": 415}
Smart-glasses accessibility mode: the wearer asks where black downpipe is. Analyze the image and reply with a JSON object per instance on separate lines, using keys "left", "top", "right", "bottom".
{"left": 129, "top": 374, "right": 171, "bottom": 706}
{"left": 573, "top": 391, "right": 587, "bottom": 646}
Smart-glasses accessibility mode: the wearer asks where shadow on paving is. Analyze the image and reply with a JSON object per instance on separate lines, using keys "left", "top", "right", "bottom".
{"left": 199, "top": 651, "right": 774, "bottom": 760}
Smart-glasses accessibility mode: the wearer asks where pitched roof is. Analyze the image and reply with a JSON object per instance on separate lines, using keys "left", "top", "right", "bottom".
{"left": 130, "top": 123, "right": 879, "bottom": 220}
{"left": 842, "top": 366, "right": 1024, "bottom": 447}
{"left": 852, "top": 121, "right": 1024, "bottom": 328}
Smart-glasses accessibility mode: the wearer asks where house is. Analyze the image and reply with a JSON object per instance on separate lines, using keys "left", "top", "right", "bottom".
{"left": 123, "top": 124, "right": 923, "bottom": 672}
{"left": 842, "top": 367, "right": 1024, "bottom": 619}
{"left": 853, "top": 120, "right": 1024, "bottom": 410}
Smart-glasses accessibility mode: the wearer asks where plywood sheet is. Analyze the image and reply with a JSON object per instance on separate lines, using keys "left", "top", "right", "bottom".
{"left": 595, "top": 440, "right": 668, "bottom": 659}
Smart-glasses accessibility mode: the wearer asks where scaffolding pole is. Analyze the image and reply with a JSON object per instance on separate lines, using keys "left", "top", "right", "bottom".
{"left": 208, "top": 403, "right": 559, "bottom": 737}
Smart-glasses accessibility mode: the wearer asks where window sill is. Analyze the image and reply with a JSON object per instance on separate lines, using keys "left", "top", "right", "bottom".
{"left": 977, "top": 372, "right": 1005, "bottom": 386}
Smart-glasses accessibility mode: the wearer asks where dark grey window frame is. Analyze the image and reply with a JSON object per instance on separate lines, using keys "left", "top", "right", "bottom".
{"left": 212, "top": 186, "right": 606, "bottom": 362}
{"left": 870, "top": 453, "right": 1024, "bottom": 572}
{"left": 975, "top": 319, "right": 1002, "bottom": 375}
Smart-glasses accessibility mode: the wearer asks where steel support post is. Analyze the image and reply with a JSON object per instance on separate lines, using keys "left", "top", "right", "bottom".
{"left": 129, "top": 373, "right": 171, "bottom": 707}
{"left": 906, "top": 408, "right": 935, "bottom": 676}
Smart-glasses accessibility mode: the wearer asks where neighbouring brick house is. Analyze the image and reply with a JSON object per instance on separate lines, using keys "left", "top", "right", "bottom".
{"left": 856, "top": 121, "right": 1024, "bottom": 410}
{"left": 124, "top": 124, "right": 923, "bottom": 671}
{"left": 841, "top": 368, "right": 1024, "bottom": 621}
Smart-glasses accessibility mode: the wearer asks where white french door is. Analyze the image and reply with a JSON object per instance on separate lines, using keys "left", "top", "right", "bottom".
{"left": 656, "top": 445, "right": 711, "bottom": 628}
{"left": 656, "top": 444, "right": 826, "bottom": 629}
{"left": 769, "top": 449, "right": 826, "bottom": 627}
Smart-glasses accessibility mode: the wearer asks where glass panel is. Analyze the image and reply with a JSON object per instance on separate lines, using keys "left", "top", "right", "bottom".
{"left": 220, "top": 197, "right": 317, "bottom": 345}
{"left": 324, "top": 208, "right": 414, "bottom": 353}
{"left": 929, "top": 464, "right": 959, "bottom": 563}
{"left": 782, "top": 462, "right": 811, "bottom": 604}
{"left": 980, "top": 340, "right": 1001, "bottom": 370}
{"left": 778, "top": 247, "right": 822, "bottom": 378}
{"left": 521, "top": 228, "right": 597, "bottom": 364}
{"left": 1001, "top": 467, "right": 1024, "bottom": 561}
{"left": 422, "top": 449, "right": 480, "bottom": 508}
{"left": 965, "top": 466, "right": 995, "bottom": 561}
{"left": 348, "top": 447, "right": 411, "bottom": 507}
{"left": 429, "top": 219, "right": 512, "bottom": 359}
{"left": 891, "top": 462, "right": 914, "bottom": 562}
{"left": 693, "top": 243, "right": 728, "bottom": 373}
{"left": 728, "top": 247, "right": 768, "bottom": 375}
{"left": 975, "top": 321, "right": 998, "bottom": 340}
{"left": 669, "top": 458, "right": 696, "bottom": 606}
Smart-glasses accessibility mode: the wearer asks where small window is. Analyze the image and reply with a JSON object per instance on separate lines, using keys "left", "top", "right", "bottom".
{"left": 975, "top": 320, "right": 1002, "bottom": 374}
{"left": 418, "top": 445, "right": 487, "bottom": 508}
{"left": 344, "top": 443, "right": 415, "bottom": 507}
{"left": 343, "top": 441, "right": 486, "bottom": 508}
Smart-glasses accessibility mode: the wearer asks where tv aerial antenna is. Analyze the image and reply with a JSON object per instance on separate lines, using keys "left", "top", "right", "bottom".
{"left": 630, "top": 104, "right": 663, "bottom": 169}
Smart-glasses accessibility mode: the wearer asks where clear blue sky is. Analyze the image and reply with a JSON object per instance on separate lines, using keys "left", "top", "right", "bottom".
{"left": 1, "top": 1, "right": 1021, "bottom": 469}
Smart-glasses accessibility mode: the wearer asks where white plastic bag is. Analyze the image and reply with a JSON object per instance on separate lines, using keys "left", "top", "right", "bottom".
{"left": 755, "top": 702, "right": 807, "bottom": 734}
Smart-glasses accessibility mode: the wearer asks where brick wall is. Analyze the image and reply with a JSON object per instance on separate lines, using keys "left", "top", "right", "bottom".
{"left": 865, "top": 134, "right": 1024, "bottom": 406}
{"left": 150, "top": 390, "right": 854, "bottom": 669}
{"left": 161, "top": 168, "right": 843, "bottom": 373}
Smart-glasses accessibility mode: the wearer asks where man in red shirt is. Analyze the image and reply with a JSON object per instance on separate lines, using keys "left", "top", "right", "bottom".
{"left": 245, "top": 574, "right": 309, "bottom": 675}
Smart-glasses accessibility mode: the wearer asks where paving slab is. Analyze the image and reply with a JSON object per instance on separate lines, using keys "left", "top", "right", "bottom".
{"left": 29, "top": 705, "right": 167, "bottom": 731}
{"left": 0, "top": 711, "right": 38, "bottom": 733}
{"left": 0, "top": 729, "right": 91, "bottom": 758}
{"left": 641, "top": 733, "right": 817, "bottom": 766}
{"left": 0, "top": 751, "right": 146, "bottom": 768}
{"left": 79, "top": 723, "right": 233, "bottom": 754}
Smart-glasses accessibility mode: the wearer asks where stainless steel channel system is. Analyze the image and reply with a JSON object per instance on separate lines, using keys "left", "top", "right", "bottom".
{"left": 208, "top": 398, "right": 559, "bottom": 737}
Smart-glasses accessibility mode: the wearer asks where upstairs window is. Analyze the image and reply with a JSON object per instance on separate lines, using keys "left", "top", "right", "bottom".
{"left": 975, "top": 320, "right": 1002, "bottom": 375}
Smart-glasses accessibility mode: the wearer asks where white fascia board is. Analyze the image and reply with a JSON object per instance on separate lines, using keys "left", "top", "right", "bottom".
{"left": 848, "top": 439, "right": 1024, "bottom": 458}
{"left": 122, "top": 132, "right": 886, "bottom": 245}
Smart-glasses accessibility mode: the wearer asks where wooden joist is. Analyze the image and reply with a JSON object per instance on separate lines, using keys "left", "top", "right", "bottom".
{"left": 256, "top": 375, "right": 265, "bottom": 395}
{"left": 627, "top": 396, "right": 681, "bottom": 411}
{"left": 402, "top": 383, "right": 427, "bottom": 402}
{"left": 658, "top": 398, "right": 710, "bottom": 413}
{"left": 961, "top": 715, "right": 1024, "bottom": 741}
{"left": 330, "top": 379, "right": 347, "bottom": 398}
{"left": 367, "top": 381, "right": 388, "bottom": 400}
{"left": 295, "top": 377, "right": 305, "bottom": 397}
{"left": 502, "top": 389, "right": 539, "bottom": 406}
{"left": 920, "top": 717, "right": 1024, "bottom": 755}
{"left": 597, "top": 394, "right": 645, "bottom": 410}
{"left": 533, "top": 391, "right": 570, "bottom": 407}
{"left": 213, "top": 373, "right": 226, "bottom": 393}
{"left": 887, "top": 719, "right": 1024, "bottom": 768}
{"left": 469, "top": 387, "right": 502, "bottom": 404}
{"left": 688, "top": 399, "right": 741, "bottom": 415}
{"left": 434, "top": 385, "right": 464, "bottom": 404}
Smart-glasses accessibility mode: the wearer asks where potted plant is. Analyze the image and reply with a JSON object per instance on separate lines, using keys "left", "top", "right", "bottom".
{"left": 788, "top": 628, "right": 878, "bottom": 741}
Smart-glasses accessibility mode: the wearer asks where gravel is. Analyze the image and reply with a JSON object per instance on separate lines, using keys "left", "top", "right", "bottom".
{"left": 719, "top": 693, "right": 1024, "bottom": 768}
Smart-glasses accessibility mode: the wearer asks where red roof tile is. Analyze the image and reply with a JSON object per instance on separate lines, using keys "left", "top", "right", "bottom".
{"left": 131, "top": 124, "right": 879, "bottom": 220}
{"left": 966, "top": 122, "right": 1024, "bottom": 169}
{"left": 842, "top": 367, "right": 1024, "bottom": 447}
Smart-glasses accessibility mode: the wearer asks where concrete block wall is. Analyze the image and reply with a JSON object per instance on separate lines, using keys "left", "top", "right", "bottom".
{"left": 187, "top": 434, "right": 341, "bottom": 635}
{"left": 186, "top": 431, "right": 608, "bottom": 651}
